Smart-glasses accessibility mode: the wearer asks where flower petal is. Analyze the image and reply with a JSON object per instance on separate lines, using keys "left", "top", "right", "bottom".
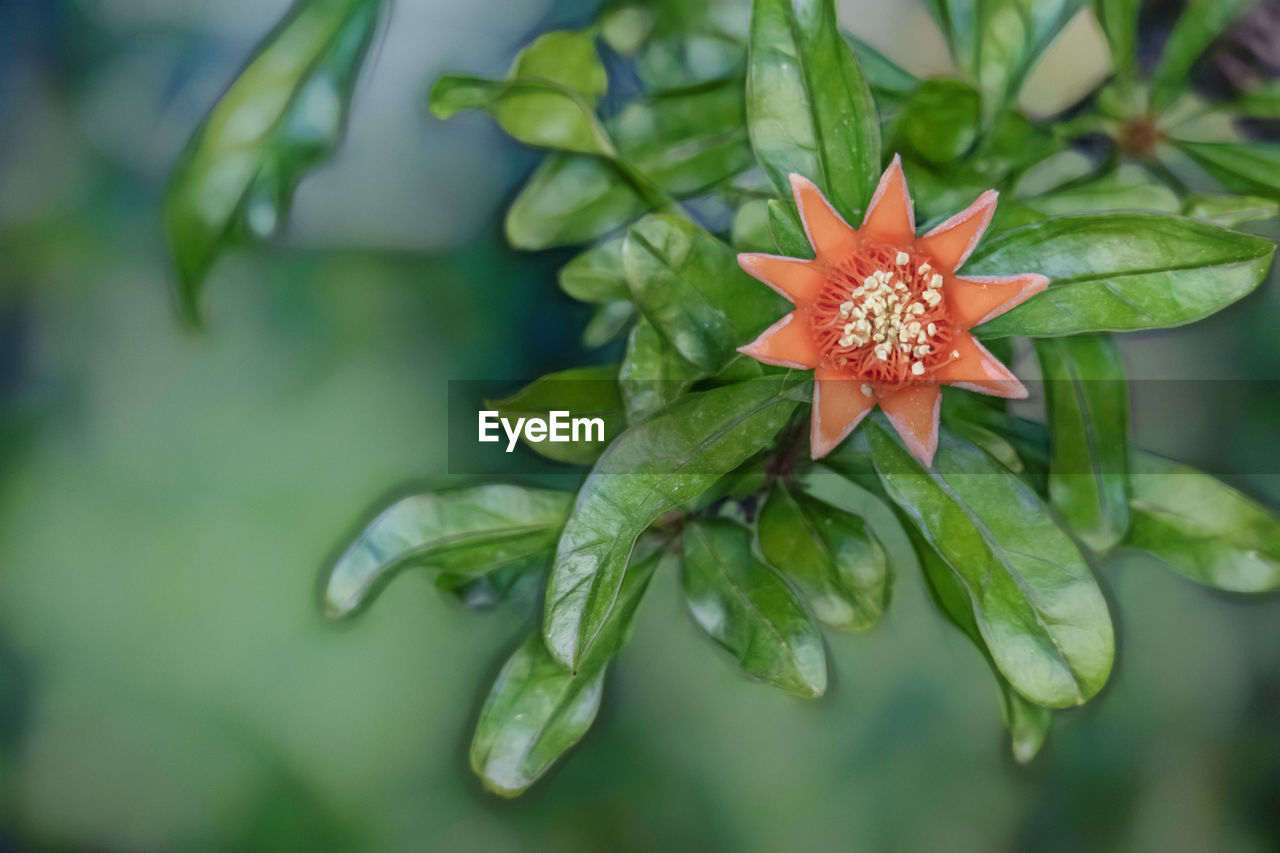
{"left": 946, "top": 273, "right": 1049, "bottom": 329}
{"left": 738, "top": 311, "right": 822, "bottom": 369}
{"left": 859, "top": 154, "right": 915, "bottom": 245}
{"left": 932, "top": 332, "right": 1027, "bottom": 399}
{"left": 810, "top": 366, "right": 876, "bottom": 459}
{"left": 738, "top": 253, "right": 828, "bottom": 305}
{"left": 917, "top": 189, "right": 998, "bottom": 271}
{"left": 878, "top": 383, "right": 941, "bottom": 466}
{"left": 790, "top": 174, "right": 860, "bottom": 262}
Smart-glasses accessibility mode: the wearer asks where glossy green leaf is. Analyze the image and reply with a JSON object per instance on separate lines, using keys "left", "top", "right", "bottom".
{"left": 1092, "top": 0, "right": 1139, "bottom": 86}
{"left": 682, "top": 519, "right": 827, "bottom": 697}
{"left": 867, "top": 421, "right": 1114, "bottom": 707}
{"left": 324, "top": 485, "right": 572, "bottom": 619}
{"left": 891, "top": 79, "right": 982, "bottom": 165}
{"left": 543, "top": 375, "right": 803, "bottom": 668}
{"left": 164, "top": 0, "right": 383, "bottom": 325}
{"left": 623, "top": 213, "right": 784, "bottom": 373}
{"left": 1127, "top": 452, "right": 1280, "bottom": 593}
{"left": 1150, "top": 0, "right": 1259, "bottom": 112}
{"left": 487, "top": 366, "right": 624, "bottom": 465}
{"left": 767, "top": 199, "right": 810, "bottom": 257}
{"left": 1036, "top": 335, "right": 1130, "bottom": 552}
{"left": 429, "top": 30, "right": 613, "bottom": 156}
{"left": 1027, "top": 167, "right": 1181, "bottom": 216}
{"left": 582, "top": 300, "right": 636, "bottom": 348}
{"left": 471, "top": 546, "right": 662, "bottom": 796}
{"left": 914, "top": 536, "right": 1051, "bottom": 762}
{"left": 1178, "top": 141, "right": 1280, "bottom": 200}
{"left": 746, "top": 0, "right": 880, "bottom": 219}
{"left": 559, "top": 237, "right": 629, "bottom": 304}
{"left": 923, "top": 0, "right": 1086, "bottom": 110}
{"left": 757, "top": 482, "right": 890, "bottom": 630}
{"left": 966, "top": 214, "right": 1276, "bottom": 337}
{"left": 843, "top": 33, "right": 919, "bottom": 110}
{"left": 506, "top": 157, "right": 643, "bottom": 250}
{"left": 1182, "top": 194, "right": 1280, "bottom": 227}
{"left": 617, "top": 317, "right": 704, "bottom": 424}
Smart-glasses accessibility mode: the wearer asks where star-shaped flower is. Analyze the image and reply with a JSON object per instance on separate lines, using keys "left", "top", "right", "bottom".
{"left": 737, "top": 156, "right": 1047, "bottom": 466}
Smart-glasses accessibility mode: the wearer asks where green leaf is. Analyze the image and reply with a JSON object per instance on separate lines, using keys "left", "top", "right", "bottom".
{"left": 1026, "top": 166, "right": 1181, "bottom": 216}
{"left": 582, "top": 300, "right": 636, "bottom": 348}
{"left": 914, "top": 536, "right": 1051, "bottom": 762}
{"left": 746, "top": 0, "right": 880, "bottom": 219}
{"left": 1178, "top": 141, "right": 1280, "bottom": 200}
{"left": 1035, "top": 335, "right": 1130, "bottom": 552}
{"left": 324, "top": 485, "right": 572, "bottom": 619}
{"left": 731, "top": 199, "right": 775, "bottom": 252}
{"left": 1234, "top": 80, "right": 1280, "bottom": 119}
{"left": 617, "top": 317, "right": 704, "bottom": 424}
{"left": 843, "top": 33, "right": 919, "bottom": 110}
{"left": 757, "top": 482, "right": 890, "bottom": 630}
{"left": 867, "top": 421, "right": 1114, "bottom": 707}
{"left": 1150, "top": 0, "right": 1260, "bottom": 112}
{"left": 487, "top": 366, "right": 624, "bottom": 465}
{"left": 505, "top": 157, "right": 643, "bottom": 250}
{"left": 623, "top": 213, "right": 784, "bottom": 373}
{"left": 429, "top": 30, "right": 613, "bottom": 156}
{"left": 543, "top": 375, "right": 803, "bottom": 668}
{"left": 164, "top": 0, "right": 383, "bottom": 325}
{"left": 924, "top": 0, "right": 1086, "bottom": 111}
{"left": 559, "top": 238, "right": 629, "bottom": 304}
{"left": 636, "top": 34, "right": 746, "bottom": 91}
{"left": 1182, "top": 194, "right": 1280, "bottom": 227}
{"left": 682, "top": 519, "right": 827, "bottom": 697}
{"left": 1092, "top": 0, "right": 1139, "bottom": 87}
{"left": 1127, "top": 452, "right": 1280, "bottom": 593}
{"left": 767, "top": 199, "right": 810, "bottom": 257}
{"left": 471, "top": 546, "right": 662, "bottom": 797}
{"left": 966, "top": 214, "right": 1276, "bottom": 337}
{"left": 891, "top": 78, "right": 982, "bottom": 165}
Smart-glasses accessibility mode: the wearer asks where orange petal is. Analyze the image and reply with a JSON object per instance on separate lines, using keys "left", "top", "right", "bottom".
{"left": 878, "top": 384, "right": 941, "bottom": 466}
{"left": 859, "top": 154, "right": 916, "bottom": 245}
{"left": 918, "top": 190, "right": 998, "bottom": 271}
{"left": 738, "top": 253, "right": 828, "bottom": 305}
{"left": 810, "top": 366, "right": 876, "bottom": 459}
{"left": 932, "top": 332, "right": 1027, "bottom": 399}
{"left": 789, "top": 174, "right": 859, "bottom": 262}
{"left": 738, "top": 311, "right": 822, "bottom": 369}
{"left": 946, "top": 273, "right": 1049, "bottom": 330}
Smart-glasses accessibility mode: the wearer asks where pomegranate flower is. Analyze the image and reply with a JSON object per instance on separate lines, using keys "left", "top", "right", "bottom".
{"left": 737, "top": 156, "right": 1047, "bottom": 465}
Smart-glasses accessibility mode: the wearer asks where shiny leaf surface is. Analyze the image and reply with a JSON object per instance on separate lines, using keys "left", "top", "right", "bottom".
{"left": 617, "top": 317, "right": 704, "bottom": 424}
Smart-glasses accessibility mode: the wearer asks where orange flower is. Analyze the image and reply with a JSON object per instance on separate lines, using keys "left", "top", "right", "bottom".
{"left": 737, "top": 156, "right": 1047, "bottom": 466}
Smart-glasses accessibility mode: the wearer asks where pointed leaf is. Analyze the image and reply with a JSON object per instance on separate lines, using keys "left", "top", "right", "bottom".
{"left": 1150, "top": 0, "right": 1259, "bottom": 112}
{"left": 682, "top": 519, "right": 827, "bottom": 697}
{"left": 164, "top": 0, "right": 384, "bottom": 324}
{"left": 1092, "top": 0, "right": 1139, "bottom": 86}
{"left": 767, "top": 199, "right": 811, "bottom": 257}
{"left": 1182, "top": 194, "right": 1279, "bottom": 227}
{"left": 1178, "top": 141, "right": 1280, "bottom": 200}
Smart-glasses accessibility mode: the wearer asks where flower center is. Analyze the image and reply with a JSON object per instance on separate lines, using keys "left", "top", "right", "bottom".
{"left": 811, "top": 244, "right": 956, "bottom": 384}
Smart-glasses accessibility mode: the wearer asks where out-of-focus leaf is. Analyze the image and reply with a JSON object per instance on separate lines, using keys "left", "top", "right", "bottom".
{"left": 505, "top": 80, "right": 754, "bottom": 249}
{"left": 164, "top": 0, "right": 383, "bottom": 325}
{"left": 1035, "top": 334, "right": 1130, "bottom": 552}
{"left": 892, "top": 79, "right": 982, "bottom": 164}
{"left": 1234, "top": 80, "right": 1280, "bottom": 119}
{"left": 559, "top": 237, "right": 629, "bottom": 304}
{"left": 1182, "top": 194, "right": 1280, "bottom": 227}
{"left": 1177, "top": 141, "right": 1280, "bottom": 199}
{"left": 471, "top": 546, "right": 662, "bottom": 797}
{"left": 429, "top": 30, "right": 612, "bottom": 156}
{"left": 1026, "top": 167, "right": 1181, "bottom": 215}
{"left": 868, "top": 421, "right": 1114, "bottom": 708}
{"left": 682, "top": 518, "right": 827, "bottom": 697}
{"left": 731, "top": 199, "right": 775, "bottom": 252}
{"left": 966, "top": 214, "right": 1276, "bottom": 337}
{"left": 757, "top": 482, "right": 889, "bottom": 630}
{"left": 1092, "top": 0, "right": 1139, "bottom": 86}
{"left": 582, "top": 300, "right": 636, "bottom": 348}
{"left": 746, "top": 0, "right": 880, "bottom": 219}
{"left": 487, "top": 366, "right": 624, "bottom": 465}
{"left": 600, "top": 4, "right": 656, "bottom": 56}
{"left": 767, "top": 199, "right": 810, "bottom": 256}
{"left": 623, "top": 213, "right": 784, "bottom": 373}
{"left": 843, "top": 33, "right": 919, "bottom": 109}
{"left": 324, "top": 486, "right": 571, "bottom": 618}
{"left": 1127, "top": 452, "right": 1280, "bottom": 593}
{"left": 544, "top": 375, "right": 803, "bottom": 668}
{"left": 1150, "top": 0, "right": 1260, "bottom": 112}
{"left": 923, "top": 0, "right": 1086, "bottom": 111}
{"left": 617, "top": 317, "right": 704, "bottom": 424}
{"left": 914, "top": 536, "right": 1052, "bottom": 762}
{"left": 636, "top": 34, "right": 746, "bottom": 91}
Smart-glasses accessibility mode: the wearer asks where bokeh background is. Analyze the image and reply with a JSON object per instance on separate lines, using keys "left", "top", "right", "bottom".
{"left": 1, "top": 0, "right": 1278, "bottom": 849}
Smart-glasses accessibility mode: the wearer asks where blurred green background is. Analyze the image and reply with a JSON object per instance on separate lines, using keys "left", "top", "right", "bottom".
{"left": 1, "top": 0, "right": 1278, "bottom": 849}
